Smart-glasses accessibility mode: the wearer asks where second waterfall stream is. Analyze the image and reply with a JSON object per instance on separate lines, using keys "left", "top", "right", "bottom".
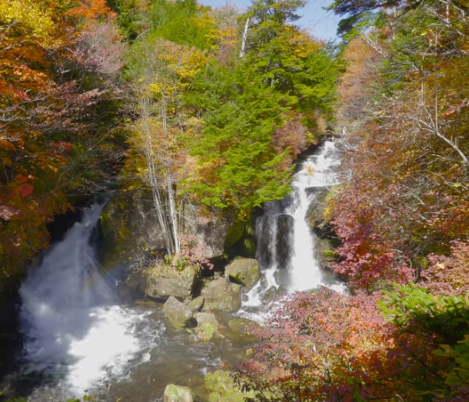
{"left": 240, "top": 140, "right": 345, "bottom": 318}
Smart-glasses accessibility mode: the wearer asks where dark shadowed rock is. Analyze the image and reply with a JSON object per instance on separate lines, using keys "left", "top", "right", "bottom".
{"left": 276, "top": 214, "right": 294, "bottom": 269}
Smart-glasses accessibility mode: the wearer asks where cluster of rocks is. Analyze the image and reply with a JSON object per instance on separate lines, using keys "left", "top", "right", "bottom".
{"left": 147, "top": 258, "right": 260, "bottom": 340}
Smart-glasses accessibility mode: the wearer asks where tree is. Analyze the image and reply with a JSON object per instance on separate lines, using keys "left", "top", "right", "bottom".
{"left": 184, "top": 61, "right": 296, "bottom": 216}
{"left": 124, "top": 37, "right": 207, "bottom": 256}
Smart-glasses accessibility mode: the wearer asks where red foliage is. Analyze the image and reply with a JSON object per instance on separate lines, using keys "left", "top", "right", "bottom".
{"left": 179, "top": 233, "right": 214, "bottom": 270}
{"left": 422, "top": 240, "right": 469, "bottom": 296}
{"left": 238, "top": 288, "right": 418, "bottom": 401}
{"left": 331, "top": 187, "right": 413, "bottom": 289}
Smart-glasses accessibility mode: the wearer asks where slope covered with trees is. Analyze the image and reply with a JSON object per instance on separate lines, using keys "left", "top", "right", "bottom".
{"left": 0, "top": 0, "right": 340, "bottom": 292}
{"left": 119, "top": 0, "right": 341, "bottom": 260}
{"left": 0, "top": 0, "right": 125, "bottom": 294}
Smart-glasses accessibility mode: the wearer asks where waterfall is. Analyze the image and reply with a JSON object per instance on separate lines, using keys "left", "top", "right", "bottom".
{"left": 240, "top": 141, "right": 344, "bottom": 317}
{"left": 19, "top": 198, "right": 158, "bottom": 396}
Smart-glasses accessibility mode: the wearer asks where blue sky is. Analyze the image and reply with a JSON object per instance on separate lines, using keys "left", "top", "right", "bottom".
{"left": 198, "top": 0, "right": 340, "bottom": 41}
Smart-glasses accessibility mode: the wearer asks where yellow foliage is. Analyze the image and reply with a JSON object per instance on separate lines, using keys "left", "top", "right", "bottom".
{"left": 0, "top": 0, "right": 57, "bottom": 44}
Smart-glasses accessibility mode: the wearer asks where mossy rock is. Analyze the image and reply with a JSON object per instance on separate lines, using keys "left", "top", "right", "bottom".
{"left": 194, "top": 312, "right": 220, "bottom": 341}
{"left": 142, "top": 263, "right": 200, "bottom": 300}
{"left": 227, "top": 318, "right": 259, "bottom": 336}
{"left": 224, "top": 220, "right": 256, "bottom": 259}
{"left": 225, "top": 258, "right": 260, "bottom": 290}
{"left": 163, "top": 296, "right": 193, "bottom": 330}
{"left": 186, "top": 296, "right": 204, "bottom": 313}
{"left": 164, "top": 384, "right": 195, "bottom": 402}
{"left": 201, "top": 278, "right": 241, "bottom": 312}
{"left": 205, "top": 370, "right": 256, "bottom": 402}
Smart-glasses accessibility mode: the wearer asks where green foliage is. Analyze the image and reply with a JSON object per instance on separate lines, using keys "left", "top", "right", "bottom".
{"left": 149, "top": 0, "right": 216, "bottom": 50}
{"left": 436, "top": 335, "right": 469, "bottom": 388}
{"left": 378, "top": 283, "right": 469, "bottom": 344}
{"left": 185, "top": 61, "right": 294, "bottom": 213}
{"left": 246, "top": 0, "right": 341, "bottom": 119}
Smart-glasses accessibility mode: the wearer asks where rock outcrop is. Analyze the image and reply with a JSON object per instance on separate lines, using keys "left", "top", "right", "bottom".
{"left": 100, "top": 189, "right": 234, "bottom": 272}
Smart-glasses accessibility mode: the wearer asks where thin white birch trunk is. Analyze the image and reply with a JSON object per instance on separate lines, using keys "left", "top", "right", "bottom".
{"left": 240, "top": 17, "right": 250, "bottom": 58}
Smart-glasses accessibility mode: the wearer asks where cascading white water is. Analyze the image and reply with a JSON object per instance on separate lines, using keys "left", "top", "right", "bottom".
{"left": 19, "top": 200, "right": 159, "bottom": 397}
{"left": 239, "top": 141, "right": 344, "bottom": 318}
{"left": 286, "top": 141, "right": 341, "bottom": 291}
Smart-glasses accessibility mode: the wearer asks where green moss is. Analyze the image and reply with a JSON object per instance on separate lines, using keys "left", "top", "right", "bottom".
{"left": 205, "top": 370, "right": 256, "bottom": 402}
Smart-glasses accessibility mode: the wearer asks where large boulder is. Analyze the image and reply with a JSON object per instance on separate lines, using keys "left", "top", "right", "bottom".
{"left": 201, "top": 278, "right": 241, "bottom": 312}
{"left": 163, "top": 296, "right": 193, "bottom": 330}
{"left": 142, "top": 263, "right": 199, "bottom": 300}
{"left": 164, "top": 384, "right": 195, "bottom": 402}
{"left": 193, "top": 312, "right": 220, "bottom": 341}
{"left": 224, "top": 259, "right": 260, "bottom": 290}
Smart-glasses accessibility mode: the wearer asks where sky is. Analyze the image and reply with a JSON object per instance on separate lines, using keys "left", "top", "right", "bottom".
{"left": 198, "top": 0, "right": 341, "bottom": 41}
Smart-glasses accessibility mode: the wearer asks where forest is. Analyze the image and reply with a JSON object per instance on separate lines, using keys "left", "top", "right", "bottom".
{"left": 1, "top": 0, "right": 469, "bottom": 401}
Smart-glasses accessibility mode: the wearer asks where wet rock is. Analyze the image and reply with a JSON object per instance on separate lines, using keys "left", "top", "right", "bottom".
{"left": 223, "top": 220, "right": 256, "bottom": 259}
{"left": 201, "top": 278, "right": 241, "bottom": 312}
{"left": 316, "top": 237, "right": 337, "bottom": 271}
{"left": 256, "top": 215, "right": 274, "bottom": 268}
{"left": 194, "top": 312, "right": 220, "bottom": 341}
{"left": 142, "top": 263, "right": 199, "bottom": 300}
{"left": 163, "top": 296, "right": 193, "bottom": 330}
{"left": 186, "top": 296, "right": 204, "bottom": 313}
{"left": 164, "top": 384, "right": 195, "bottom": 402}
{"left": 306, "top": 189, "right": 334, "bottom": 237}
{"left": 224, "top": 259, "right": 260, "bottom": 290}
{"left": 205, "top": 370, "right": 256, "bottom": 402}
{"left": 276, "top": 214, "right": 294, "bottom": 269}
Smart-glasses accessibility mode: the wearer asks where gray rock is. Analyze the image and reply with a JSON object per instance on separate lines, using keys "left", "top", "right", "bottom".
{"left": 163, "top": 296, "right": 193, "bottom": 330}
{"left": 142, "top": 264, "right": 199, "bottom": 300}
{"left": 225, "top": 258, "right": 260, "bottom": 290}
{"left": 194, "top": 312, "right": 220, "bottom": 341}
{"left": 164, "top": 384, "right": 195, "bottom": 402}
{"left": 201, "top": 278, "right": 241, "bottom": 312}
